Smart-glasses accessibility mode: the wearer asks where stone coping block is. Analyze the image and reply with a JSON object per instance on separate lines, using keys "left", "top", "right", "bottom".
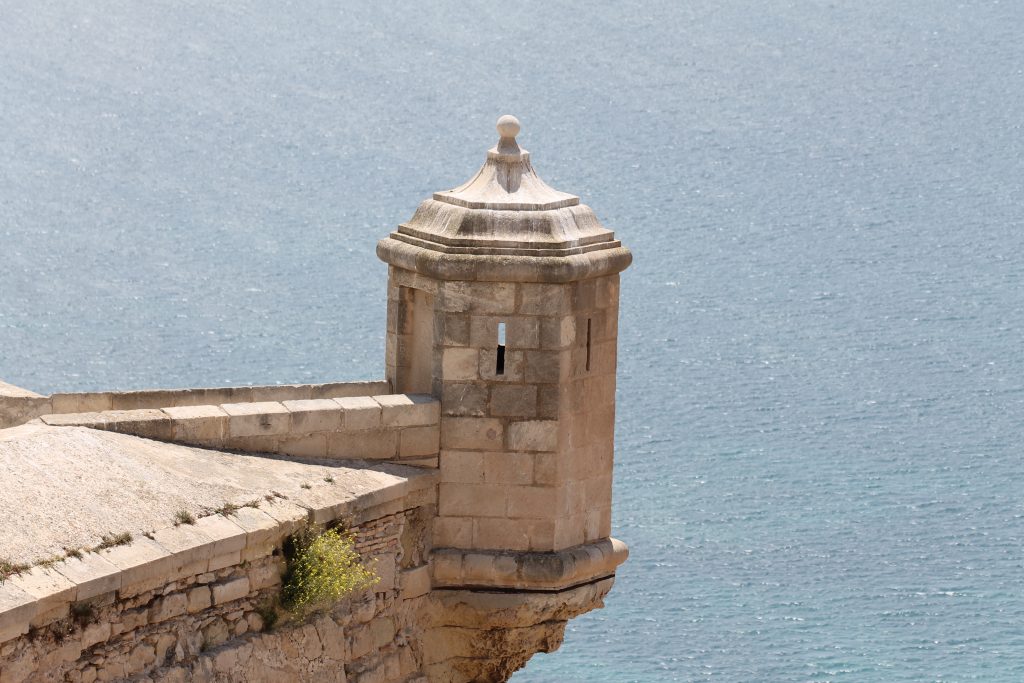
{"left": 54, "top": 553, "right": 122, "bottom": 601}
{"left": 334, "top": 396, "right": 382, "bottom": 430}
{"left": 298, "top": 466, "right": 440, "bottom": 525}
{"left": 282, "top": 399, "right": 343, "bottom": 433}
{"left": 375, "top": 394, "right": 439, "bottom": 428}
{"left": 430, "top": 537, "right": 628, "bottom": 591}
{"left": 222, "top": 401, "right": 291, "bottom": 438}
{"left": 49, "top": 381, "right": 390, "bottom": 412}
{"left": 0, "top": 380, "right": 51, "bottom": 429}
{"left": 2, "top": 381, "right": 393, "bottom": 429}
{"left": 98, "top": 536, "right": 176, "bottom": 596}
{"left": 0, "top": 463, "right": 437, "bottom": 645}
{"left": 161, "top": 404, "right": 228, "bottom": 444}
{"left": 6, "top": 567, "right": 76, "bottom": 624}
{"left": 99, "top": 408, "right": 174, "bottom": 441}
{"left": 37, "top": 394, "right": 440, "bottom": 456}
{"left": 40, "top": 412, "right": 108, "bottom": 429}
{"left": 0, "top": 381, "right": 44, "bottom": 400}
{"left": 0, "top": 583, "right": 36, "bottom": 643}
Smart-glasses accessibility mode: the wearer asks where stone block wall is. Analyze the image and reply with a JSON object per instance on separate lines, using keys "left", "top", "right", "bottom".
{"left": 33, "top": 393, "right": 440, "bottom": 469}
{"left": 552, "top": 273, "right": 620, "bottom": 549}
{"left": 0, "top": 381, "right": 391, "bottom": 430}
{"left": 384, "top": 268, "right": 621, "bottom": 554}
{"left": 0, "top": 473, "right": 437, "bottom": 683}
{"left": 1, "top": 116, "right": 634, "bottom": 682}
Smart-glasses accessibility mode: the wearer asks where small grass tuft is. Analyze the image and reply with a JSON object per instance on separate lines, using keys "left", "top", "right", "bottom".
{"left": 36, "top": 555, "right": 64, "bottom": 569}
{"left": 95, "top": 532, "right": 132, "bottom": 551}
{"left": 243, "top": 499, "right": 261, "bottom": 509}
{"left": 174, "top": 510, "right": 196, "bottom": 526}
{"left": 1, "top": 558, "right": 32, "bottom": 583}
{"left": 63, "top": 547, "right": 83, "bottom": 560}
{"left": 323, "top": 474, "right": 335, "bottom": 484}
{"left": 216, "top": 502, "right": 241, "bottom": 516}
{"left": 300, "top": 483, "right": 312, "bottom": 490}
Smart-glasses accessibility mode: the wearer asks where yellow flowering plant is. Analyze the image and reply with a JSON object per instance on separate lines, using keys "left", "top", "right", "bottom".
{"left": 280, "top": 525, "right": 378, "bottom": 614}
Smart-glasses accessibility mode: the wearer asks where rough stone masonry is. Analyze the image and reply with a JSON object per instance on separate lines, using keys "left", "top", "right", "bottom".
{"left": 0, "top": 115, "right": 632, "bottom": 682}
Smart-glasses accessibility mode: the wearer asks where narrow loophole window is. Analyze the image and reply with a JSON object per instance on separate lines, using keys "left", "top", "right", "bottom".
{"left": 496, "top": 321, "right": 507, "bottom": 375}
{"left": 585, "top": 318, "right": 592, "bottom": 372}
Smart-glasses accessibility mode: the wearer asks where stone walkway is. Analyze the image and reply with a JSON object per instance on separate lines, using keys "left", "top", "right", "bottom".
{"left": 0, "top": 423, "right": 416, "bottom": 565}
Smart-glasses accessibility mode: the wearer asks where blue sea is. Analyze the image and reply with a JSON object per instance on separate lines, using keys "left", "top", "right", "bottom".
{"left": 2, "top": 1, "right": 1023, "bottom": 680}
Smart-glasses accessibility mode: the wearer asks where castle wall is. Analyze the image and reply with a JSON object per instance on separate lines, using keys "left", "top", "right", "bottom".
{"left": 0, "top": 381, "right": 391, "bottom": 430}
{"left": 385, "top": 268, "right": 621, "bottom": 554}
{"left": 31, "top": 393, "right": 439, "bottom": 469}
{"left": 1, "top": 115, "right": 632, "bottom": 682}
{"left": 0, "top": 475, "right": 436, "bottom": 683}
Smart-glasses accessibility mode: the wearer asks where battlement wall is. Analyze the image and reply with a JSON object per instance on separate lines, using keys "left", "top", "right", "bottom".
{"left": 0, "top": 471, "right": 437, "bottom": 683}
{"left": 0, "top": 380, "right": 391, "bottom": 430}
{"left": 0, "top": 115, "right": 631, "bottom": 682}
{"left": 35, "top": 393, "right": 440, "bottom": 469}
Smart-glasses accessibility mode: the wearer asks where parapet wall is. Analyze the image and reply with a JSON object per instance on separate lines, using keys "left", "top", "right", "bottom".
{"left": 0, "top": 380, "right": 390, "bottom": 430}
{"left": 0, "top": 450, "right": 619, "bottom": 683}
{"left": 34, "top": 392, "right": 439, "bottom": 469}
{"left": 0, "top": 469, "right": 437, "bottom": 683}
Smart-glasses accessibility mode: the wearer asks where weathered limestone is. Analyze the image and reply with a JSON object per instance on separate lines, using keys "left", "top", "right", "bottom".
{"left": 34, "top": 392, "right": 440, "bottom": 468}
{"left": 0, "top": 381, "right": 50, "bottom": 428}
{"left": 422, "top": 577, "right": 617, "bottom": 682}
{"left": 0, "top": 424, "right": 435, "bottom": 568}
{"left": 0, "top": 381, "right": 390, "bottom": 430}
{"left": 0, "top": 114, "right": 630, "bottom": 682}
{"left": 379, "top": 116, "right": 629, "bottom": 557}
{"left": 430, "top": 538, "right": 628, "bottom": 591}
{"left": 375, "top": 115, "right": 632, "bottom": 677}
{"left": 0, "top": 496, "right": 434, "bottom": 683}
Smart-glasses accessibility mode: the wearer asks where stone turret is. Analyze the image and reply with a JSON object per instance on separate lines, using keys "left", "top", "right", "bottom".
{"left": 379, "top": 114, "right": 630, "bottom": 555}
{"left": 378, "top": 116, "right": 631, "bottom": 678}
{"left": 0, "top": 116, "right": 632, "bottom": 683}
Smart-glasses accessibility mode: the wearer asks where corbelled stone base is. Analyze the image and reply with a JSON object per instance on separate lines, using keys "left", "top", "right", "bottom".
{"left": 422, "top": 578, "right": 616, "bottom": 683}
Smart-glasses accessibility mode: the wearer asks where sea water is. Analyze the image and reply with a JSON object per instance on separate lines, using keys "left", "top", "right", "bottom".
{"left": 2, "top": 1, "right": 1023, "bottom": 680}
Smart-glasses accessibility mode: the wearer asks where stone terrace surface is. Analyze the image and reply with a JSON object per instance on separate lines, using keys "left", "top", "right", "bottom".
{"left": 0, "top": 423, "right": 428, "bottom": 566}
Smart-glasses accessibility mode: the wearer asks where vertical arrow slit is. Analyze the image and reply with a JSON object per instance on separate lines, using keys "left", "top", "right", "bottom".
{"left": 586, "top": 318, "right": 592, "bottom": 372}
{"left": 497, "top": 321, "right": 506, "bottom": 375}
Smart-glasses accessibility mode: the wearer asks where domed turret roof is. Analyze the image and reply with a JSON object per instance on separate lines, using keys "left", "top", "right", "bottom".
{"left": 378, "top": 115, "right": 631, "bottom": 283}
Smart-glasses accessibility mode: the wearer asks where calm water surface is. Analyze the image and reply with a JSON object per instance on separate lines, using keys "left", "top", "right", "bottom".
{"left": 2, "top": 2, "right": 1023, "bottom": 681}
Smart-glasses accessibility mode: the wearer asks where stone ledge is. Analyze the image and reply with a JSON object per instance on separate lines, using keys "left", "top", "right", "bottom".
{"left": 36, "top": 393, "right": 441, "bottom": 466}
{"left": 378, "top": 237, "right": 632, "bottom": 283}
{"left": 429, "top": 537, "right": 628, "bottom": 591}
{"left": 0, "top": 380, "right": 51, "bottom": 430}
{"left": 0, "top": 465, "right": 437, "bottom": 645}
{"left": 422, "top": 577, "right": 617, "bottom": 681}
{"left": 1, "top": 381, "right": 395, "bottom": 429}
{"left": 53, "top": 381, "right": 392, "bottom": 413}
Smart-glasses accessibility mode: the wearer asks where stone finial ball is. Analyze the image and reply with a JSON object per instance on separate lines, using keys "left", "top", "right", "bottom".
{"left": 496, "top": 114, "right": 520, "bottom": 139}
